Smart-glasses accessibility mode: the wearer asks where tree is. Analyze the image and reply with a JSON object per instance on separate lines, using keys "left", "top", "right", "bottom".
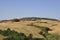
{"left": 27, "top": 34, "right": 33, "bottom": 40}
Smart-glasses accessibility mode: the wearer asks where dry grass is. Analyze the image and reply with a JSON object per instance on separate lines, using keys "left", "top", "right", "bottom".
{"left": 0, "top": 35, "right": 4, "bottom": 40}
{"left": 0, "top": 19, "right": 60, "bottom": 40}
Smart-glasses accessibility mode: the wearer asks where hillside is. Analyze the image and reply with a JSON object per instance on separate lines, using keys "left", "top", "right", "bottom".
{"left": 0, "top": 17, "right": 60, "bottom": 40}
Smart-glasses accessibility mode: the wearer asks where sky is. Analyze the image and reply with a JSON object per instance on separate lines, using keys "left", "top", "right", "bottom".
{"left": 0, "top": 0, "right": 60, "bottom": 20}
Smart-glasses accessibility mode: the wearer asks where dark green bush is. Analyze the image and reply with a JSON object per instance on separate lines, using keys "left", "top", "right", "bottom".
{"left": 10, "top": 18, "right": 20, "bottom": 22}
{"left": 40, "top": 22, "right": 48, "bottom": 24}
{"left": 0, "top": 28, "right": 60, "bottom": 40}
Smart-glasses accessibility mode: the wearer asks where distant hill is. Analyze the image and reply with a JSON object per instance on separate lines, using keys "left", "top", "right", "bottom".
{"left": 0, "top": 17, "right": 59, "bottom": 23}
{"left": 0, "top": 17, "right": 60, "bottom": 40}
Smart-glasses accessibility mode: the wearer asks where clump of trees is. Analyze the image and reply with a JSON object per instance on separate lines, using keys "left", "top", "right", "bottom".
{"left": 39, "top": 27, "right": 60, "bottom": 40}
{"left": 0, "top": 27, "right": 60, "bottom": 40}
{"left": 0, "top": 28, "right": 43, "bottom": 40}
{"left": 10, "top": 18, "right": 20, "bottom": 22}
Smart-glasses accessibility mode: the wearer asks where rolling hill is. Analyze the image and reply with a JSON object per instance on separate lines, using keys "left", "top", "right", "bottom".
{"left": 0, "top": 17, "right": 60, "bottom": 40}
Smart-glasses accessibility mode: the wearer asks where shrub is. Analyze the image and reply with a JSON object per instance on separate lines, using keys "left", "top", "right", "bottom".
{"left": 0, "top": 28, "right": 60, "bottom": 40}
{"left": 40, "top": 22, "right": 48, "bottom": 24}
{"left": 45, "top": 34, "right": 60, "bottom": 40}
{"left": 10, "top": 18, "right": 20, "bottom": 22}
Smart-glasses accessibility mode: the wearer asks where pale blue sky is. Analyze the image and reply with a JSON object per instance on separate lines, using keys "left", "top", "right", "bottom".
{"left": 0, "top": 0, "right": 60, "bottom": 20}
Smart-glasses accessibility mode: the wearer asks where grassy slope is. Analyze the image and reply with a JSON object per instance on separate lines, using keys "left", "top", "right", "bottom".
{"left": 0, "top": 18, "right": 60, "bottom": 40}
{"left": 0, "top": 35, "right": 4, "bottom": 40}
